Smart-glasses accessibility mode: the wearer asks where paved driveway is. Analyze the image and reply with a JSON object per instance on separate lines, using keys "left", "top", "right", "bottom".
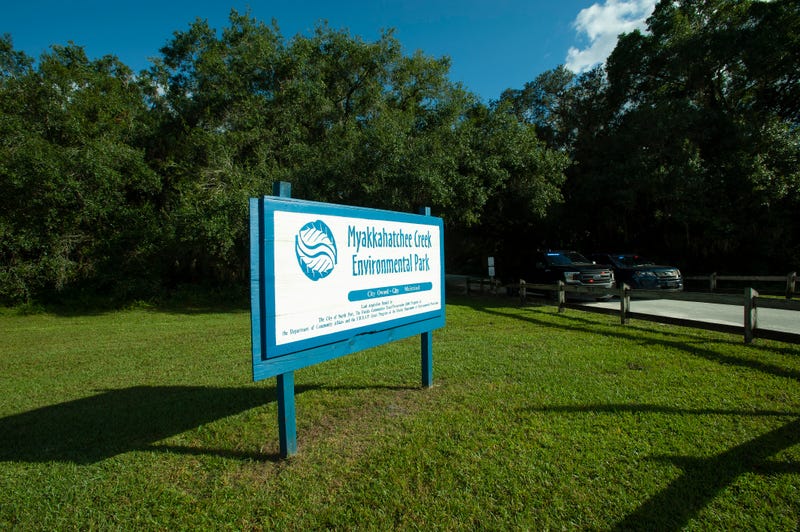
{"left": 581, "top": 298, "right": 800, "bottom": 335}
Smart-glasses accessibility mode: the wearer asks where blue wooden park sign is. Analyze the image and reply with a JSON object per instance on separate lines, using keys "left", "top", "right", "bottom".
{"left": 250, "top": 183, "right": 445, "bottom": 457}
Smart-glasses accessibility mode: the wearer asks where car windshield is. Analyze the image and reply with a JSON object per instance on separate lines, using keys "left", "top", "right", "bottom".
{"left": 613, "top": 255, "right": 655, "bottom": 267}
{"left": 546, "top": 252, "right": 591, "bottom": 266}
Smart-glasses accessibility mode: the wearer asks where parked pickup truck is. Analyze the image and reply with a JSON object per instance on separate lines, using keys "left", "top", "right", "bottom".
{"left": 525, "top": 250, "right": 615, "bottom": 298}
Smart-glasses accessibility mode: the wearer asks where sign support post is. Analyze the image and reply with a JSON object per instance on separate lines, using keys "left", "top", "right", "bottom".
{"left": 273, "top": 181, "right": 297, "bottom": 458}
{"left": 421, "top": 332, "right": 433, "bottom": 388}
{"left": 419, "top": 206, "right": 434, "bottom": 388}
{"left": 276, "top": 371, "right": 297, "bottom": 457}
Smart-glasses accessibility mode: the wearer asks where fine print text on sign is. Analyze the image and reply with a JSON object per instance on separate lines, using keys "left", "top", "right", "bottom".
{"left": 252, "top": 196, "right": 445, "bottom": 366}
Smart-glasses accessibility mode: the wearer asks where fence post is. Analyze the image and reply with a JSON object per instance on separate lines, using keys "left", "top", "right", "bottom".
{"left": 710, "top": 272, "right": 717, "bottom": 292}
{"left": 557, "top": 280, "right": 566, "bottom": 313}
{"left": 787, "top": 272, "right": 796, "bottom": 300}
{"left": 519, "top": 279, "right": 526, "bottom": 305}
{"left": 620, "top": 283, "right": 631, "bottom": 325}
{"left": 744, "top": 287, "right": 758, "bottom": 344}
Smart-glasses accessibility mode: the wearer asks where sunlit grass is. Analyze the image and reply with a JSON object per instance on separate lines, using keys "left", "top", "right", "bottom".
{"left": 1, "top": 295, "right": 799, "bottom": 529}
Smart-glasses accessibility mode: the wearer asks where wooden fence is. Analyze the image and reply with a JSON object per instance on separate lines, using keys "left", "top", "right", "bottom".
{"left": 435, "top": 274, "right": 797, "bottom": 345}
{"left": 513, "top": 280, "right": 800, "bottom": 345}
{"left": 684, "top": 272, "right": 797, "bottom": 299}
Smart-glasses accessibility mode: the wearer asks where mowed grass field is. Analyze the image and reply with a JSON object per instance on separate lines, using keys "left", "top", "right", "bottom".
{"left": 1, "top": 295, "right": 800, "bottom": 530}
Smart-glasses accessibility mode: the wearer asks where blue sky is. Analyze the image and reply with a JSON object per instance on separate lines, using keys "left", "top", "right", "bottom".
{"left": 3, "top": 0, "right": 656, "bottom": 102}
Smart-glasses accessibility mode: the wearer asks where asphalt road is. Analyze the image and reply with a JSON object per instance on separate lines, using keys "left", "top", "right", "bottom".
{"left": 581, "top": 298, "right": 800, "bottom": 335}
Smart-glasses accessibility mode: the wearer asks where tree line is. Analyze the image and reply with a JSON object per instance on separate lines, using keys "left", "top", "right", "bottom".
{"left": 1, "top": 0, "right": 797, "bottom": 304}
{"left": 501, "top": 0, "right": 799, "bottom": 275}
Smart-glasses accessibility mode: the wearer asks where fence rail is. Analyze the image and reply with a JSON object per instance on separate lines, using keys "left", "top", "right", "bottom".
{"left": 445, "top": 275, "right": 800, "bottom": 344}
{"left": 512, "top": 279, "right": 800, "bottom": 345}
{"left": 684, "top": 271, "right": 797, "bottom": 299}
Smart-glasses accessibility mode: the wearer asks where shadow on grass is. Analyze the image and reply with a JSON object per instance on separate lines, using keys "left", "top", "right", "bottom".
{"left": 451, "top": 293, "right": 800, "bottom": 356}
{"left": 453, "top": 295, "right": 800, "bottom": 382}
{"left": 526, "top": 403, "right": 800, "bottom": 531}
{"left": 0, "top": 382, "right": 414, "bottom": 465}
{"left": 0, "top": 386, "right": 282, "bottom": 464}
{"left": 523, "top": 403, "right": 797, "bottom": 418}
{"left": 460, "top": 287, "right": 800, "bottom": 529}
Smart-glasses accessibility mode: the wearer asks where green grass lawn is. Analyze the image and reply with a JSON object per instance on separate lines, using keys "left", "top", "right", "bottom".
{"left": 1, "top": 295, "right": 799, "bottom": 530}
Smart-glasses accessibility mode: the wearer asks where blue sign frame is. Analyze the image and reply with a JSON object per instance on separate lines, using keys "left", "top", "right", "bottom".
{"left": 250, "top": 195, "right": 445, "bottom": 382}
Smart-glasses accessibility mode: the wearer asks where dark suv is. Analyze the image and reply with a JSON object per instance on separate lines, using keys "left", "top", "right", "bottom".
{"left": 527, "top": 250, "right": 615, "bottom": 293}
{"left": 590, "top": 253, "right": 683, "bottom": 291}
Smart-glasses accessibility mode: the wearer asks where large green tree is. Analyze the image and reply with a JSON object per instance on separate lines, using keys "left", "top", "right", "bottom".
{"left": 146, "top": 11, "right": 568, "bottom": 285}
{"left": 504, "top": 0, "right": 800, "bottom": 272}
{"left": 0, "top": 36, "right": 160, "bottom": 302}
{"left": 600, "top": 0, "right": 800, "bottom": 270}
{"left": 1, "top": 12, "right": 570, "bottom": 302}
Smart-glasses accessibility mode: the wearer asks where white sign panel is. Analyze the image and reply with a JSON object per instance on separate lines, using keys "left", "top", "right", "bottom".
{"left": 253, "top": 197, "right": 445, "bottom": 360}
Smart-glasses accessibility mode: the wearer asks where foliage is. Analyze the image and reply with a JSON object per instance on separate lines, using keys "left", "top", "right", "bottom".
{"left": 0, "top": 14, "right": 567, "bottom": 303}
{"left": 2, "top": 1, "right": 800, "bottom": 301}
{"left": 146, "top": 15, "right": 566, "bottom": 285}
{"left": 0, "top": 37, "right": 161, "bottom": 302}
{"left": 594, "top": 0, "right": 800, "bottom": 270}
{"left": 501, "top": 0, "right": 800, "bottom": 273}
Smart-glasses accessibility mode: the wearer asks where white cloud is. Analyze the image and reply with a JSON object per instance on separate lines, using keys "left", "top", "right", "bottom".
{"left": 565, "top": 0, "right": 657, "bottom": 73}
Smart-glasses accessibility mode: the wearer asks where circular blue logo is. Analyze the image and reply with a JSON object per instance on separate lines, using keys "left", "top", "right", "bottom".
{"left": 295, "top": 220, "right": 338, "bottom": 281}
